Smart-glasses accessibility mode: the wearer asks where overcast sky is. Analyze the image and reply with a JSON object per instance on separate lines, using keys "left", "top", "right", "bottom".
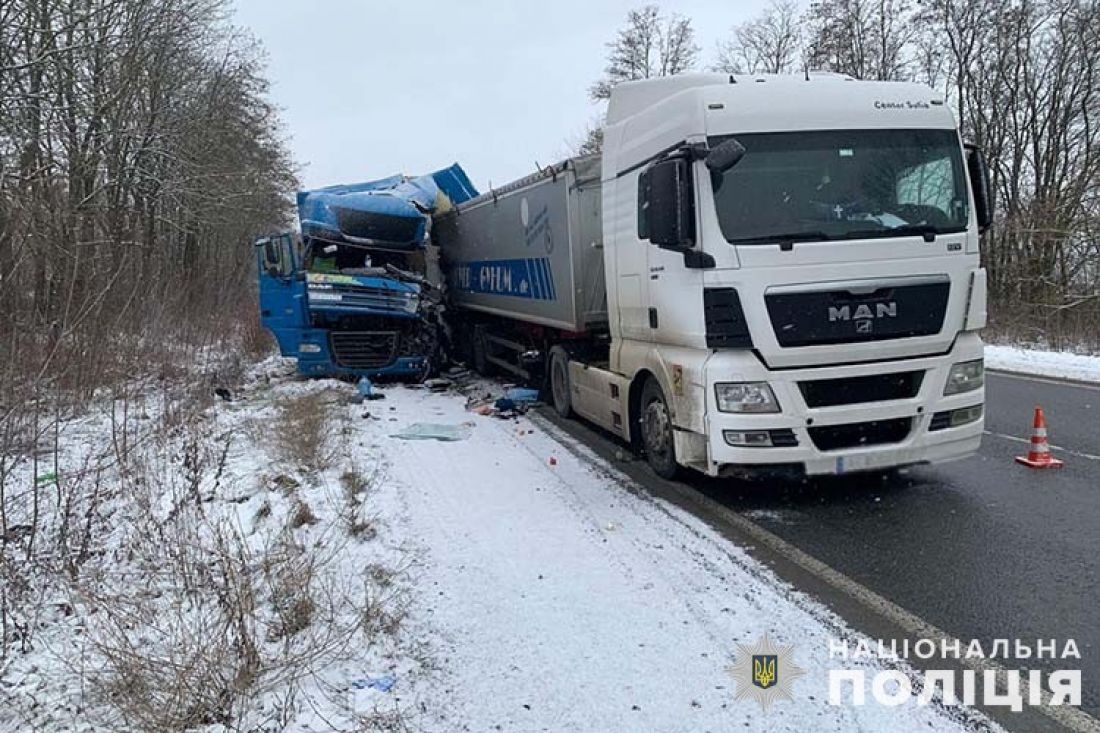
{"left": 231, "top": 1, "right": 771, "bottom": 192}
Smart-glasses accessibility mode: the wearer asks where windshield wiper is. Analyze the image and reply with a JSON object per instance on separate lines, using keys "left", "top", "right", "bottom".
{"left": 731, "top": 231, "right": 832, "bottom": 251}
{"left": 844, "top": 224, "right": 942, "bottom": 242}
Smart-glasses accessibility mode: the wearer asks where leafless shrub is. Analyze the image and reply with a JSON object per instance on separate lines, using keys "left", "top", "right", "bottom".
{"left": 271, "top": 393, "right": 337, "bottom": 473}
{"left": 288, "top": 499, "right": 319, "bottom": 529}
{"left": 340, "top": 468, "right": 379, "bottom": 540}
{"left": 361, "top": 567, "right": 410, "bottom": 641}
{"left": 80, "top": 513, "right": 261, "bottom": 731}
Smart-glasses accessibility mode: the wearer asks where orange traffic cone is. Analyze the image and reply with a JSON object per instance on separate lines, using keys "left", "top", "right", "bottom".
{"left": 1014, "top": 406, "right": 1064, "bottom": 469}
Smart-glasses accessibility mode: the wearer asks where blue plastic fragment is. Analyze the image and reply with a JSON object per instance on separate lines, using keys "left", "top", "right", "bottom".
{"left": 505, "top": 387, "right": 540, "bottom": 403}
{"left": 351, "top": 674, "right": 396, "bottom": 692}
{"left": 357, "top": 377, "right": 373, "bottom": 397}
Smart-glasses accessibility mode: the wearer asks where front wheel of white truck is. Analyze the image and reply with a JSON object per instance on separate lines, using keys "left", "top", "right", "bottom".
{"left": 640, "top": 377, "right": 678, "bottom": 480}
{"left": 548, "top": 345, "right": 573, "bottom": 418}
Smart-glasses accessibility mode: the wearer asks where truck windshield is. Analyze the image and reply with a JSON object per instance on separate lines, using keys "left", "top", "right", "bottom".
{"left": 709, "top": 129, "right": 968, "bottom": 244}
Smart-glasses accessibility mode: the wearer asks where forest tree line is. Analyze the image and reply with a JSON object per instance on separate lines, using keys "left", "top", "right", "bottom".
{"left": 0, "top": 0, "right": 296, "bottom": 407}
{"left": 587, "top": 1, "right": 1100, "bottom": 348}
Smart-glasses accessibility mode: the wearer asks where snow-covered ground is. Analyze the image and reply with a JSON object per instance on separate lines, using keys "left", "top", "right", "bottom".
{"left": 985, "top": 344, "right": 1100, "bottom": 383}
{"left": 370, "top": 380, "right": 1001, "bottom": 733}
{"left": 1, "top": 362, "right": 1003, "bottom": 732}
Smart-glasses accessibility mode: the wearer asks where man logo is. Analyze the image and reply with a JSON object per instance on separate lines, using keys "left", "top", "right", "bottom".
{"left": 753, "top": 654, "right": 777, "bottom": 689}
{"left": 728, "top": 633, "right": 806, "bottom": 711}
{"left": 828, "top": 302, "right": 898, "bottom": 322}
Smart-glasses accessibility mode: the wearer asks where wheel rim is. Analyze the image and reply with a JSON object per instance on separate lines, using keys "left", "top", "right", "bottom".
{"left": 643, "top": 398, "right": 671, "bottom": 461}
{"left": 552, "top": 358, "right": 567, "bottom": 411}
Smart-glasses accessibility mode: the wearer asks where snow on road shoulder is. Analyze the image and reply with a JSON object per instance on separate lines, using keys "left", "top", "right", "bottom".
{"left": 1, "top": 361, "right": 1005, "bottom": 732}
{"left": 371, "top": 382, "right": 1002, "bottom": 732}
{"left": 985, "top": 343, "right": 1100, "bottom": 383}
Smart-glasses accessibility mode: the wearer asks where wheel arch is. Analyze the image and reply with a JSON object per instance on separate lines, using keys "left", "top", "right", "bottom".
{"left": 627, "top": 368, "right": 660, "bottom": 447}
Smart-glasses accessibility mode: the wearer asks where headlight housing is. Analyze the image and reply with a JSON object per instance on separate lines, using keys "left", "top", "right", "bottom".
{"left": 944, "top": 359, "right": 984, "bottom": 395}
{"left": 715, "top": 382, "right": 780, "bottom": 413}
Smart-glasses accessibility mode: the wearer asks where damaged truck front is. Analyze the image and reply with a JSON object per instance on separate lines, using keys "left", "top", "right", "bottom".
{"left": 256, "top": 165, "right": 478, "bottom": 378}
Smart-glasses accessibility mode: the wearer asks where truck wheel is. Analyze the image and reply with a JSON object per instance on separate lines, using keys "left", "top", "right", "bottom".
{"left": 548, "top": 346, "right": 572, "bottom": 418}
{"left": 640, "top": 377, "right": 678, "bottom": 479}
{"left": 472, "top": 325, "right": 490, "bottom": 375}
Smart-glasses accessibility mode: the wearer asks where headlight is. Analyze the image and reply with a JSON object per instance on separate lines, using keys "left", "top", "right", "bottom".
{"left": 715, "top": 382, "right": 779, "bottom": 413}
{"left": 944, "top": 359, "right": 984, "bottom": 395}
{"left": 299, "top": 343, "right": 322, "bottom": 354}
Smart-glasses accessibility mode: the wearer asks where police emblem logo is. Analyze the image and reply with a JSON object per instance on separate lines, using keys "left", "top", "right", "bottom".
{"left": 752, "top": 654, "right": 777, "bottom": 689}
{"left": 728, "top": 634, "right": 806, "bottom": 710}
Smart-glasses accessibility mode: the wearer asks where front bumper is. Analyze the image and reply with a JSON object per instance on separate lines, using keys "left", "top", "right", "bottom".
{"left": 703, "top": 333, "right": 984, "bottom": 476}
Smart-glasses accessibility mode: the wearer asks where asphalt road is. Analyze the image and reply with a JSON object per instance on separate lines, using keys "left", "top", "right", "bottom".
{"left": 538, "top": 370, "right": 1099, "bottom": 729}
{"left": 692, "top": 371, "right": 1100, "bottom": 718}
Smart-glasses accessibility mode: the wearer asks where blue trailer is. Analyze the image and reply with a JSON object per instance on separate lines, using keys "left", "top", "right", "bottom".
{"left": 256, "top": 164, "right": 477, "bottom": 378}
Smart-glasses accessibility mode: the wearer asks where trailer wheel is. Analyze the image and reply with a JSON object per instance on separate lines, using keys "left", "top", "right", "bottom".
{"left": 472, "top": 325, "right": 490, "bottom": 375}
{"left": 548, "top": 346, "right": 572, "bottom": 418}
{"left": 640, "top": 377, "right": 678, "bottom": 479}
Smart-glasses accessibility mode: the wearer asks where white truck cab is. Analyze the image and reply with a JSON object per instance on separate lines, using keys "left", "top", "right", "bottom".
{"left": 440, "top": 73, "right": 992, "bottom": 480}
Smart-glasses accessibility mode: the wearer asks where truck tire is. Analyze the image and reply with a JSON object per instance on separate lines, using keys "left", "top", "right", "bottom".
{"left": 472, "top": 325, "right": 490, "bottom": 375}
{"left": 548, "top": 345, "right": 573, "bottom": 418}
{"left": 640, "top": 377, "right": 678, "bottom": 479}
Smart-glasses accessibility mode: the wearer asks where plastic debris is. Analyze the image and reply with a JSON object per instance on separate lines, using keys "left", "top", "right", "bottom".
{"left": 424, "top": 377, "right": 452, "bottom": 392}
{"left": 505, "top": 387, "right": 540, "bottom": 403}
{"left": 350, "top": 674, "right": 396, "bottom": 692}
{"left": 35, "top": 472, "right": 58, "bottom": 486}
{"left": 548, "top": 456, "right": 558, "bottom": 466}
{"left": 391, "top": 422, "right": 472, "bottom": 441}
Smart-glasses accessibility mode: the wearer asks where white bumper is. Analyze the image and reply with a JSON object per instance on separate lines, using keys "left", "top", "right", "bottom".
{"left": 701, "top": 332, "right": 985, "bottom": 476}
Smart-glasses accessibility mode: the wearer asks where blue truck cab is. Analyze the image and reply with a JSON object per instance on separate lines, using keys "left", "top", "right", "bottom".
{"left": 255, "top": 232, "right": 433, "bottom": 377}
{"left": 255, "top": 164, "right": 477, "bottom": 379}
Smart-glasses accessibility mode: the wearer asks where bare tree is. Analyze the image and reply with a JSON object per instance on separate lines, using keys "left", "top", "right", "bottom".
{"left": 589, "top": 4, "right": 700, "bottom": 101}
{"left": 805, "top": 0, "right": 915, "bottom": 80}
{"left": 714, "top": 0, "right": 803, "bottom": 75}
{"left": 579, "top": 4, "right": 699, "bottom": 154}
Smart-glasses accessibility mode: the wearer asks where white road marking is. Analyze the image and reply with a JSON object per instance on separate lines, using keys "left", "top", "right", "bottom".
{"left": 533, "top": 412, "right": 1100, "bottom": 733}
{"left": 984, "top": 430, "right": 1100, "bottom": 461}
{"left": 987, "top": 369, "right": 1100, "bottom": 392}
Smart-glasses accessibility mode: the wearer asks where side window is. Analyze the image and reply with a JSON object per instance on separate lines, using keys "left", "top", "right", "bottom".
{"left": 259, "top": 234, "right": 294, "bottom": 277}
{"left": 637, "top": 169, "right": 650, "bottom": 240}
{"left": 896, "top": 156, "right": 953, "bottom": 216}
{"left": 275, "top": 234, "right": 295, "bottom": 275}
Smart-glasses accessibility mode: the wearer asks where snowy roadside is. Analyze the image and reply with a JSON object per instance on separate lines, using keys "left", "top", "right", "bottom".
{"left": 1, "top": 360, "right": 1004, "bottom": 732}
{"left": 363, "top": 376, "right": 1001, "bottom": 732}
{"left": 985, "top": 344, "right": 1100, "bottom": 383}
{"left": 0, "top": 360, "right": 435, "bottom": 732}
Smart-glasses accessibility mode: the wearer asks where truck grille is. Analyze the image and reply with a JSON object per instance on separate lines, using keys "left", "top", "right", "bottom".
{"left": 808, "top": 417, "right": 912, "bottom": 451}
{"left": 325, "top": 283, "right": 416, "bottom": 313}
{"left": 765, "top": 278, "right": 950, "bottom": 347}
{"left": 799, "top": 371, "right": 924, "bottom": 408}
{"left": 329, "top": 331, "right": 399, "bottom": 369}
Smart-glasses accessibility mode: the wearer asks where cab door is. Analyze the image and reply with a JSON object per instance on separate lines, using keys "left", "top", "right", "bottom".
{"left": 256, "top": 232, "right": 306, "bottom": 355}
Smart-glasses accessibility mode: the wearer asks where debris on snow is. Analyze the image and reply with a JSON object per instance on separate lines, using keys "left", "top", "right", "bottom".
{"left": 390, "top": 422, "right": 473, "bottom": 441}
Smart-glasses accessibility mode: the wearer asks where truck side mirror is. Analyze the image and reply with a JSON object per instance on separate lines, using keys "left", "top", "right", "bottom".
{"left": 705, "top": 138, "right": 745, "bottom": 173}
{"left": 645, "top": 158, "right": 695, "bottom": 251}
{"left": 965, "top": 143, "right": 994, "bottom": 234}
